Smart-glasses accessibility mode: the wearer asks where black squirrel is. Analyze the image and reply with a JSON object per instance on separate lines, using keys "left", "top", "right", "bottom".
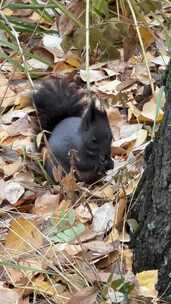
{"left": 33, "top": 78, "right": 114, "bottom": 183}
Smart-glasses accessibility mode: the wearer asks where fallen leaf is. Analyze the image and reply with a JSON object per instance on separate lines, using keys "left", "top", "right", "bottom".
{"left": 75, "top": 204, "right": 92, "bottom": 223}
{"left": 136, "top": 270, "right": 158, "bottom": 298}
{"left": 3, "top": 158, "right": 23, "bottom": 176}
{"left": 92, "top": 202, "right": 116, "bottom": 234}
{"left": 53, "top": 61, "right": 76, "bottom": 75}
{"left": 32, "top": 275, "right": 55, "bottom": 296}
{"left": 33, "top": 192, "right": 60, "bottom": 217}
{"left": 141, "top": 99, "right": 163, "bottom": 122}
{"left": 65, "top": 53, "right": 81, "bottom": 68}
{"left": 15, "top": 93, "right": 32, "bottom": 108}
{"left": 25, "top": 59, "right": 49, "bottom": 71}
{"left": 83, "top": 240, "right": 114, "bottom": 254}
{"left": 80, "top": 69, "right": 106, "bottom": 82}
{"left": 151, "top": 55, "right": 169, "bottom": 66}
{"left": 0, "top": 74, "right": 15, "bottom": 108}
{"left": 68, "top": 287, "right": 97, "bottom": 304}
{"left": 94, "top": 184, "right": 114, "bottom": 200}
{"left": 5, "top": 218, "right": 43, "bottom": 256}
{"left": 114, "top": 195, "right": 126, "bottom": 227}
{"left": 58, "top": 0, "right": 84, "bottom": 35}
{"left": 42, "top": 33, "right": 62, "bottom": 49}
{"left": 0, "top": 286, "right": 21, "bottom": 304}
{"left": 2, "top": 115, "right": 33, "bottom": 137}
{"left": 134, "top": 129, "right": 148, "bottom": 148}
{"left": 4, "top": 181, "right": 25, "bottom": 204}
{"left": 139, "top": 26, "right": 155, "bottom": 49}
{"left": 95, "top": 79, "right": 121, "bottom": 95}
{"left": 62, "top": 173, "right": 78, "bottom": 200}
{"left": 128, "top": 101, "right": 163, "bottom": 123}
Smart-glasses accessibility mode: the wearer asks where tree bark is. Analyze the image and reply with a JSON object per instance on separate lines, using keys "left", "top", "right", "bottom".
{"left": 130, "top": 61, "right": 171, "bottom": 301}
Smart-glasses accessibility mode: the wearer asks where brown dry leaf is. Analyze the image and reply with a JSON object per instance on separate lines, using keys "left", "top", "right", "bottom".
{"left": 62, "top": 173, "right": 78, "bottom": 200}
{"left": 123, "top": 25, "right": 138, "bottom": 62}
{"left": 5, "top": 218, "right": 43, "bottom": 256}
{"left": 139, "top": 26, "right": 155, "bottom": 49}
{"left": 106, "top": 107, "right": 123, "bottom": 127}
{"left": 114, "top": 194, "right": 126, "bottom": 227}
{"left": 68, "top": 287, "right": 98, "bottom": 304}
{"left": 31, "top": 46, "right": 54, "bottom": 66}
{"left": 19, "top": 297, "right": 30, "bottom": 304}
{"left": 96, "top": 250, "right": 120, "bottom": 269}
{"left": 85, "top": 270, "right": 121, "bottom": 283}
{"left": 3, "top": 158, "right": 23, "bottom": 176}
{"left": 0, "top": 74, "right": 15, "bottom": 108}
{"left": 33, "top": 192, "right": 60, "bottom": 216}
{"left": 16, "top": 257, "right": 44, "bottom": 283}
{"left": 94, "top": 184, "right": 114, "bottom": 200}
{"left": 111, "top": 146, "right": 127, "bottom": 158}
{"left": 53, "top": 61, "right": 76, "bottom": 75}
{"left": 5, "top": 266, "right": 27, "bottom": 285}
{"left": 15, "top": 93, "right": 32, "bottom": 108}
{"left": 58, "top": 0, "right": 84, "bottom": 35}
{"left": 0, "top": 286, "right": 21, "bottom": 304}
{"left": 136, "top": 270, "right": 158, "bottom": 298}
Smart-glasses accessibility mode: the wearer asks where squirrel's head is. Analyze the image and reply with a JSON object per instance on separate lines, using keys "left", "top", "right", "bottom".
{"left": 80, "top": 99, "right": 114, "bottom": 174}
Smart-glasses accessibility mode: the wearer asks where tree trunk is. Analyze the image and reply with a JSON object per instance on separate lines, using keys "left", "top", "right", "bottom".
{"left": 130, "top": 61, "right": 171, "bottom": 301}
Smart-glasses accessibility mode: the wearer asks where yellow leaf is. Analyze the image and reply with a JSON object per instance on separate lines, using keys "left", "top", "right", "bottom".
{"left": 32, "top": 275, "right": 55, "bottom": 296}
{"left": 139, "top": 26, "right": 155, "bottom": 48}
{"left": 142, "top": 100, "right": 163, "bottom": 123}
{"left": 65, "top": 54, "right": 81, "bottom": 68}
{"left": 5, "top": 218, "right": 43, "bottom": 256}
{"left": 136, "top": 270, "right": 158, "bottom": 298}
{"left": 134, "top": 129, "right": 147, "bottom": 148}
{"left": 3, "top": 8, "right": 13, "bottom": 16}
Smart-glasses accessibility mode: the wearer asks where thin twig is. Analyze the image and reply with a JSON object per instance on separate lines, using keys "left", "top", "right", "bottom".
{"left": 0, "top": 11, "right": 34, "bottom": 89}
{"left": 85, "top": 0, "right": 90, "bottom": 91}
{"left": 126, "top": 0, "right": 155, "bottom": 97}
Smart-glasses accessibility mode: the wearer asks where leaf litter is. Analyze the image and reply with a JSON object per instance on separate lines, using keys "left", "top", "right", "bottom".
{"left": 0, "top": 1, "right": 169, "bottom": 303}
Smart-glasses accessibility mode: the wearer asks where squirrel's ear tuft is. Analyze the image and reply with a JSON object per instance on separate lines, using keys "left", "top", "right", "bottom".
{"left": 81, "top": 100, "right": 97, "bottom": 130}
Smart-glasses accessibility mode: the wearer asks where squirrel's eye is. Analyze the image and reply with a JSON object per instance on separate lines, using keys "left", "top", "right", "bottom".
{"left": 92, "top": 136, "right": 97, "bottom": 143}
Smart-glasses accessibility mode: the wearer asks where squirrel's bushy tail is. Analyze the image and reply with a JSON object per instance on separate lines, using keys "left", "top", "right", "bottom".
{"left": 33, "top": 78, "right": 85, "bottom": 132}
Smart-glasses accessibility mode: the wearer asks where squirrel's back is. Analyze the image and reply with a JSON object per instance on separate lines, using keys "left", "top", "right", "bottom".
{"left": 33, "top": 78, "right": 85, "bottom": 132}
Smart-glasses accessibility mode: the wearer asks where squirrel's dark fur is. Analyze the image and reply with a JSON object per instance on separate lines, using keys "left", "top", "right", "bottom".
{"left": 33, "top": 78, "right": 114, "bottom": 183}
